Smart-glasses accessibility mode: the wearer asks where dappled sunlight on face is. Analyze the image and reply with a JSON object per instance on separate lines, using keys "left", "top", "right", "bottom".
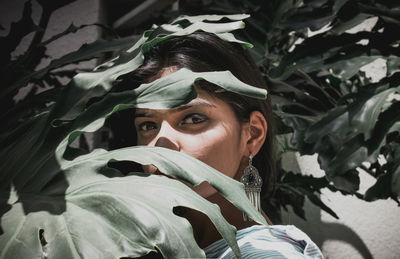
{"left": 134, "top": 89, "right": 249, "bottom": 197}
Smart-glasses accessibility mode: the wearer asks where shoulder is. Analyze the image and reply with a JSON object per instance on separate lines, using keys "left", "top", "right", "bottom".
{"left": 204, "top": 225, "right": 324, "bottom": 259}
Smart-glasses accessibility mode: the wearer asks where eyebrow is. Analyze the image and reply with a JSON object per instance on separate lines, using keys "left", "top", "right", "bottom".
{"left": 134, "top": 100, "right": 216, "bottom": 118}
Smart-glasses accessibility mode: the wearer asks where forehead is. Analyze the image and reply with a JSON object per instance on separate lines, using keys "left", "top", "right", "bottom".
{"left": 134, "top": 89, "right": 220, "bottom": 116}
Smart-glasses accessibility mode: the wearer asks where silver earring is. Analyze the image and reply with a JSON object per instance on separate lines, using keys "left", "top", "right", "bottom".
{"left": 240, "top": 154, "right": 262, "bottom": 221}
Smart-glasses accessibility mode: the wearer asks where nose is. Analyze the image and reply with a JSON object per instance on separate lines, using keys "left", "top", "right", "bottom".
{"left": 151, "top": 122, "right": 180, "bottom": 151}
{"left": 154, "top": 137, "right": 180, "bottom": 151}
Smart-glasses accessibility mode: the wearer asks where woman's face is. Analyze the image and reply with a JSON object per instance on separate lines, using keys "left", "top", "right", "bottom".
{"left": 134, "top": 88, "right": 249, "bottom": 192}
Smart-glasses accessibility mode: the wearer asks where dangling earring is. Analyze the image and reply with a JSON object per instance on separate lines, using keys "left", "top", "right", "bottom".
{"left": 240, "top": 154, "right": 263, "bottom": 221}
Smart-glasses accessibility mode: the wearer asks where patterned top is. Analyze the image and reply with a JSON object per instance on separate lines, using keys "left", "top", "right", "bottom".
{"left": 203, "top": 225, "right": 324, "bottom": 259}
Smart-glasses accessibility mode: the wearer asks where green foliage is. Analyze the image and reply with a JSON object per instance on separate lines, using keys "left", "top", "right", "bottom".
{"left": 179, "top": 0, "right": 400, "bottom": 219}
{"left": 1, "top": 0, "right": 399, "bottom": 257}
{"left": 0, "top": 6, "right": 267, "bottom": 258}
{"left": 1, "top": 146, "right": 267, "bottom": 258}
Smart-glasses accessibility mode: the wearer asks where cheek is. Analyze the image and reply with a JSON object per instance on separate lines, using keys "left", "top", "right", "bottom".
{"left": 180, "top": 124, "right": 244, "bottom": 178}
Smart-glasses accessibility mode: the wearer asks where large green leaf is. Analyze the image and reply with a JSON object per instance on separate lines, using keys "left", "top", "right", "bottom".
{"left": 142, "top": 20, "right": 249, "bottom": 53}
{"left": 305, "top": 85, "right": 399, "bottom": 143}
{"left": 172, "top": 14, "right": 250, "bottom": 24}
{"left": 1, "top": 146, "right": 267, "bottom": 258}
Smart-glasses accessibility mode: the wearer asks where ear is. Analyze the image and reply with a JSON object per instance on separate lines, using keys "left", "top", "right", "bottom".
{"left": 245, "top": 111, "right": 267, "bottom": 156}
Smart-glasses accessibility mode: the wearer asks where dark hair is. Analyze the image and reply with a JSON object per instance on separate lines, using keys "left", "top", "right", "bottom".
{"left": 109, "top": 31, "right": 276, "bottom": 198}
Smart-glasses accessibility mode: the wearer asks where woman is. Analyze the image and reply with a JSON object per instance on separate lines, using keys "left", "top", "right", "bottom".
{"left": 110, "top": 31, "right": 323, "bottom": 258}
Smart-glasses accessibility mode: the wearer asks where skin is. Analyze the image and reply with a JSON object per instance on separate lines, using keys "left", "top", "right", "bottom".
{"left": 134, "top": 67, "right": 269, "bottom": 247}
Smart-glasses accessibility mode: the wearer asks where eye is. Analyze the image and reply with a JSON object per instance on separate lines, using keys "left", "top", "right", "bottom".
{"left": 137, "top": 121, "right": 157, "bottom": 131}
{"left": 180, "top": 113, "right": 208, "bottom": 125}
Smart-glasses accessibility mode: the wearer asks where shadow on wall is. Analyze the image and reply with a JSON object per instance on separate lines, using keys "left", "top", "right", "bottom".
{"left": 280, "top": 152, "right": 373, "bottom": 259}
{"left": 281, "top": 190, "right": 373, "bottom": 259}
{"left": 319, "top": 222, "right": 373, "bottom": 259}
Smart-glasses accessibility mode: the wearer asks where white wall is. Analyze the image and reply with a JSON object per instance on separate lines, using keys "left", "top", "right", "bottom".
{"left": 281, "top": 153, "right": 400, "bottom": 259}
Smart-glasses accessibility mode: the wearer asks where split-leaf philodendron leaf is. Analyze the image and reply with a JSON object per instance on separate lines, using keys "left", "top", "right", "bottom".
{"left": 0, "top": 14, "right": 269, "bottom": 259}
